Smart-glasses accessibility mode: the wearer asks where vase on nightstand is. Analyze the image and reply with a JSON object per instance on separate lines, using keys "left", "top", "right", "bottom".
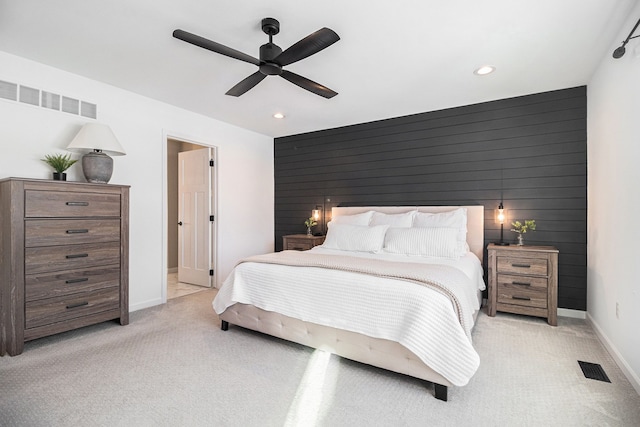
{"left": 306, "top": 227, "right": 312, "bottom": 236}
{"left": 517, "top": 233, "right": 524, "bottom": 246}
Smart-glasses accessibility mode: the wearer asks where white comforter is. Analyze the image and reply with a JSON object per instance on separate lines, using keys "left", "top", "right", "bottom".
{"left": 213, "top": 247, "right": 485, "bottom": 386}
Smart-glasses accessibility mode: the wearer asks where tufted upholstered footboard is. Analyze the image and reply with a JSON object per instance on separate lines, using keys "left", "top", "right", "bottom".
{"left": 219, "top": 303, "right": 452, "bottom": 401}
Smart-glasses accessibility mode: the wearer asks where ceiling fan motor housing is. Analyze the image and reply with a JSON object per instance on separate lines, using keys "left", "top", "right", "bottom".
{"left": 259, "top": 43, "right": 283, "bottom": 75}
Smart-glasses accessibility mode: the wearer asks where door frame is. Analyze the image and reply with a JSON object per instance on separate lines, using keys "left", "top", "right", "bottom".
{"left": 161, "top": 130, "right": 218, "bottom": 304}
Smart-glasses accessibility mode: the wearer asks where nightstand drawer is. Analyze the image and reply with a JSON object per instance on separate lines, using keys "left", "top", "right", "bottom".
{"left": 25, "top": 190, "right": 121, "bottom": 218}
{"left": 286, "top": 240, "right": 314, "bottom": 251}
{"left": 497, "top": 274, "right": 548, "bottom": 309}
{"left": 497, "top": 256, "right": 547, "bottom": 276}
{"left": 25, "top": 219, "right": 121, "bottom": 247}
{"left": 282, "top": 234, "right": 325, "bottom": 251}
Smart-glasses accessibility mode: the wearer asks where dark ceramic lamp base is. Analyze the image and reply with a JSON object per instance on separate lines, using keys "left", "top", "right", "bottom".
{"left": 82, "top": 150, "right": 113, "bottom": 183}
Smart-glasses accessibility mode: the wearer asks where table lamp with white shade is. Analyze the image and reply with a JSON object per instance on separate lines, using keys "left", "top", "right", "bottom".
{"left": 66, "top": 123, "right": 126, "bottom": 183}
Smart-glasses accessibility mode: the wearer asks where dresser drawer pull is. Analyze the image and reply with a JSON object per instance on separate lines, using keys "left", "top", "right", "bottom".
{"left": 65, "top": 253, "right": 89, "bottom": 259}
{"left": 512, "top": 281, "right": 531, "bottom": 286}
{"left": 512, "top": 296, "right": 531, "bottom": 301}
{"left": 65, "top": 278, "right": 89, "bottom": 284}
{"left": 66, "top": 301, "right": 89, "bottom": 309}
{"left": 66, "top": 229, "right": 89, "bottom": 234}
{"left": 511, "top": 263, "right": 531, "bottom": 268}
{"left": 66, "top": 201, "right": 89, "bottom": 206}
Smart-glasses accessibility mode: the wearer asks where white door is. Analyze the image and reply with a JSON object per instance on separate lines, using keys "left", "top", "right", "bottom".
{"left": 178, "top": 147, "right": 215, "bottom": 287}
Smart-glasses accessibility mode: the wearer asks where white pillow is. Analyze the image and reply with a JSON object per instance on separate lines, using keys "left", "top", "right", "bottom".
{"left": 330, "top": 211, "right": 374, "bottom": 226}
{"left": 370, "top": 211, "right": 416, "bottom": 227}
{"left": 384, "top": 227, "right": 460, "bottom": 258}
{"left": 412, "top": 208, "right": 468, "bottom": 256}
{"left": 322, "top": 223, "right": 389, "bottom": 252}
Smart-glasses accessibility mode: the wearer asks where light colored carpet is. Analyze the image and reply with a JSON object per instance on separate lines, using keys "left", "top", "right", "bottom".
{"left": 1, "top": 289, "right": 639, "bottom": 426}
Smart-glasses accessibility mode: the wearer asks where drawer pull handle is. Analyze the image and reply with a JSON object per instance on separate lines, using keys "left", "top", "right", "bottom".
{"left": 66, "top": 229, "right": 89, "bottom": 234}
{"left": 512, "top": 296, "right": 531, "bottom": 301}
{"left": 512, "top": 263, "right": 531, "bottom": 268}
{"left": 65, "top": 278, "right": 89, "bottom": 284}
{"left": 512, "top": 281, "right": 531, "bottom": 286}
{"left": 65, "top": 253, "right": 88, "bottom": 259}
{"left": 66, "top": 201, "right": 89, "bottom": 206}
{"left": 66, "top": 301, "right": 89, "bottom": 309}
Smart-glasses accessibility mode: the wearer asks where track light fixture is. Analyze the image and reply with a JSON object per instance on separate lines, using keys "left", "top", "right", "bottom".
{"left": 613, "top": 17, "right": 640, "bottom": 59}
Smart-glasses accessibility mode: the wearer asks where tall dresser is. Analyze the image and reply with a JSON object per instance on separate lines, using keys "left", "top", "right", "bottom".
{"left": 0, "top": 178, "right": 129, "bottom": 356}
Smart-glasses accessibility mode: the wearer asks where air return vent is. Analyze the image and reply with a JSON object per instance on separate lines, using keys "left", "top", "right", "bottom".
{"left": 81, "top": 101, "right": 97, "bottom": 119}
{"left": 41, "top": 91, "right": 60, "bottom": 110}
{"left": 0, "top": 80, "right": 18, "bottom": 101}
{"left": 19, "top": 85, "right": 40, "bottom": 106}
{"left": 62, "top": 96, "right": 79, "bottom": 115}
{"left": 0, "top": 79, "right": 98, "bottom": 119}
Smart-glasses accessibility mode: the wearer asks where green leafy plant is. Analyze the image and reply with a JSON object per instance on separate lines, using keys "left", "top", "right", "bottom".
{"left": 511, "top": 220, "right": 536, "bottom": 234}
{"left": 41, "top": 153, "right": 77, "bottom": 173}
{"left": 304, "top": 217, "right": 318, "bottom": 228}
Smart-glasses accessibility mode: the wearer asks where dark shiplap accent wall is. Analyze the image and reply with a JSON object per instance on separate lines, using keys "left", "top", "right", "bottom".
{"left": 274, "top": 86, "right": 587, "bottom": 310}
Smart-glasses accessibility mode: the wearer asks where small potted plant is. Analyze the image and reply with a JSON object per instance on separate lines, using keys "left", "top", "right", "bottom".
{"left": 42, "top": 153, "right": 77, "bottom": 181}
{"left": 304, "top": 217, "right": 318, "bottom": 236}
{"left": 510, "top": 219, "right": 536, "bottom": 246}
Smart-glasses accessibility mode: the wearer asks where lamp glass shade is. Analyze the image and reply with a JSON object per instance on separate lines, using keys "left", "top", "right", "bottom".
{"left": 312, "top": 209, "right": 320, "bottom": 221}
{"left": 495, "top": 204, "right": 506, "bottom": 224}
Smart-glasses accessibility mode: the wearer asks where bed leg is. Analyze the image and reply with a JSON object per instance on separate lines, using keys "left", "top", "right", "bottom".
{"left": 434, "top": 384, "right": 448, "bottom": 401}
{"left": 221, "top": 320, "right": 229, "bottom": 331}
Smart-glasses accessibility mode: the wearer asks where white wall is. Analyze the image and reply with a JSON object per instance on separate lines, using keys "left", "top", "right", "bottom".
{"left": 587, "top": 6, "right": 640, "bottom": 393}
{"left": 0, "top": 51, "right": 274, "bottom": 311}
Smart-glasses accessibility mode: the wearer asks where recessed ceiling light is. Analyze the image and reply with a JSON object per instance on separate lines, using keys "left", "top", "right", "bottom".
{"left": 273, "top": 113, "right": 285, "bottom": 119}
{"left": 474, "top": 65, "right": 495, "bottom": 76}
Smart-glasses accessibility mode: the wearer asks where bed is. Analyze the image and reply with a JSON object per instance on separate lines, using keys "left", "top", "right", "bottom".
{"left": 213, "top": 206, "right": 485, "bottom": 401}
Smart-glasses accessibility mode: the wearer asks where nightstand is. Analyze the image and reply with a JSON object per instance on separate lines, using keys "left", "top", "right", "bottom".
{"left": 282, "top": 234, "right": 325, "bottom": 251}
{"left": 487, "top": 243, "right": 559, "bottom": 326}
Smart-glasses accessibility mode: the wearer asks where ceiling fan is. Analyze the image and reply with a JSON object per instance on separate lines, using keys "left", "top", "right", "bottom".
{"left": 173, "top": 18, "right": 340, "bottom": 98}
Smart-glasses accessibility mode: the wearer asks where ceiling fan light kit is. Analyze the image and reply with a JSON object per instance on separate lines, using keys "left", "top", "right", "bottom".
{"left": 173, "top": 18, "right": 339, "bottom": 98}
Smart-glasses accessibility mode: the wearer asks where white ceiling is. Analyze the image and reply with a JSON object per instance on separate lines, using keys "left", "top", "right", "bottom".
{"left": 0, "top": 0, "right": 636, "bottom": 137}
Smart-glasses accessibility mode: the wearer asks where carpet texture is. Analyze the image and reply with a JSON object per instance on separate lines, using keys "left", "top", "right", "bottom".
{"left": 1, "top": 289, "right": 639, "bottom": 426}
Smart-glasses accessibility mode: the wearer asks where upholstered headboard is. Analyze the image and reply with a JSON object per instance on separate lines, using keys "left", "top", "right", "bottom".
{"left": 331, "top": 206, "right": 484, "bottom": 262}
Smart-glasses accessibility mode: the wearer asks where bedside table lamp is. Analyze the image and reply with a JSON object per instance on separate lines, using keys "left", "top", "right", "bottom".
{"left": 495, "top": 202, "right": 509, "bottom": 246}
{"left": 66, "top": 123, "right": 126, "bottom": 183}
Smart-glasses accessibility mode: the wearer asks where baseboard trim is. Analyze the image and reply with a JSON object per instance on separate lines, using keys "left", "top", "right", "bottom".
{"left": 587, "top": 313, "right": 640, "bottom": 396}
{"left": 557, "top": 308, "right": 586, "bottom": 319}
{"left": 167, "top": 267, "right": 178, "bottom": 274}
{"left": 130, "top": 298, "right": 163, "bottom": 312}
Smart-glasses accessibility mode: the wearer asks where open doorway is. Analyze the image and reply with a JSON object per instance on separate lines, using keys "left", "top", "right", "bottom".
{"left": 166, "top": 137, "right": 217, "bottom": 300}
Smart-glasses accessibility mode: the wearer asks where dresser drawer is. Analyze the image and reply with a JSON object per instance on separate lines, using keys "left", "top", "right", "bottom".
{"left": 25, "top": 286, "right": 120, "bottom": 330}
{"left": 25, "top": 219, "right": 120, "bottom": 247}
{"left": 497, "top": 256, "right": 547, "bottom": 276}
{"left": 25, "top": 190, "right": 121, "bottom": 218}
{"left": 26, "top": 266, "right": 121, "bottom": 302}
{"left": 497, "top": 274, "right": 548, "bottom": 309}
{"left": 25, "top": 241, "right": 121, "bottom": 274}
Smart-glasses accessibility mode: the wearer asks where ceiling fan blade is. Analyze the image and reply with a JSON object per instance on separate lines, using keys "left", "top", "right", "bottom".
{"left": 275, "top": 28, "right": 340, "bottom": 66}
{"left": 226, "top": 71, "right": 267, "bottom": 97}
{"left": 173, "top": 29, "right": 260, "bottom": 66}
{"left": 280, "top": 70, "right": 337, "bottom": 98}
